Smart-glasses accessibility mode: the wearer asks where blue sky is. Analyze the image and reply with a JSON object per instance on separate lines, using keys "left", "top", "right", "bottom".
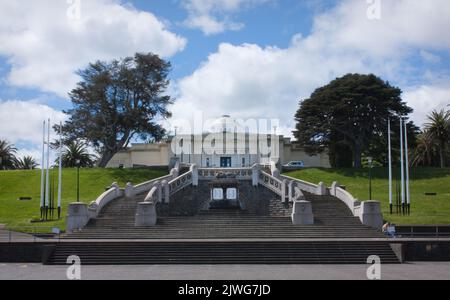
{"left": 0, "top": 0, "right": 449, "bottom": 161}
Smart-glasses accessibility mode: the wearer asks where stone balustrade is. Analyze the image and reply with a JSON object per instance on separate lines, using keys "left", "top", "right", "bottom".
{"left": 198, "top": 168, "right": 253, "bottom": 180}
{"left": 258, "top": 171, "right": 287, "bottom": 202}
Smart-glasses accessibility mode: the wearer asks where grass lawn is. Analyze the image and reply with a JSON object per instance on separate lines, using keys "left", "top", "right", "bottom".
{"left": 0, "top": 168, "right": 167, "bottom": 232}
{"left": 284, "top": 168, "right": 450, "bottom": 225}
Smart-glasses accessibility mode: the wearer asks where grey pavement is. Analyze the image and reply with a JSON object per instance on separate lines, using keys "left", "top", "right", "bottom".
{"left": 1, "top": 262, "right": 450, "bottom": 280}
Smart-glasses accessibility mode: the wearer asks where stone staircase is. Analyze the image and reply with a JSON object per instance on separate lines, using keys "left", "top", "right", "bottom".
{"left": 45, "top": 186, "right": 400, "bottom": 264}
{"left": 63, "top": 195, "right": 383, "bottom": 239}
{"left": 46, "top": 241, "right": 399, "bottom": 265}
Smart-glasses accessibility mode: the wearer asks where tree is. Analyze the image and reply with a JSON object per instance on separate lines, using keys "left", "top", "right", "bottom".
{"left": 412, "top": 130, "right": 439, "bottom": 167}
{"left": 15, "top": 156, "right": 39, "bottom": 170}
{"left": 57, "top": 140, "right": 95, "bottom": 168}
{"left": 294, "top": 74, "right": 415, "bottom": 168}
{"left": 0, "top": 140, "right": 18, "bottom": 170}
{"left": 424, "top": 109, "right": 450, "bottom": 168}
{"left": 56, "top": 53, "right": 172, "bottom": 167}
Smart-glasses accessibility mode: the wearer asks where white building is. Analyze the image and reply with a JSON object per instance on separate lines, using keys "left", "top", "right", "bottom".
{"left": 107, "top": 116, "right": 330, "bottom": 169}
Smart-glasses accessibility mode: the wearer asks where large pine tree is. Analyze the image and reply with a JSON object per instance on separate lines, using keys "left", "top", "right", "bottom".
{"left": 294, "top": 73, "right": 416, "bottom": 168}
{"left": 57, "top": 53, "right": 173, "bottom": 167}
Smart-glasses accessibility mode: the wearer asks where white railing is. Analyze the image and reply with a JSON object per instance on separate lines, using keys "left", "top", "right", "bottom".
{"left": 169, "top": 170, "right": 193, "bottom": 195}
{"left": 331, "top": 183, "right": 361, "bottom": 215}
{"left": 198, "top": 168, "right": 253, "bottom": 180}
{"left": 144, "top": 186, "right": 158, "bottom": 203}
{"left": 133, "top": 174, "right": 173, "bottom": 196}
{"left": 88, "top": 183, "right": 123, "bottom": 218}
{"left": 259, "top": 171, "right": 286, "bottom": 199}
{"left": 280, "top": 174, "right": 318, "bottom": 195}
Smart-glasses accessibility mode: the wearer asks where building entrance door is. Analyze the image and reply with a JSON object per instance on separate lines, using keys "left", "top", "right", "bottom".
{"left": 220, "top": 157, "right": 232, "bottom": 168}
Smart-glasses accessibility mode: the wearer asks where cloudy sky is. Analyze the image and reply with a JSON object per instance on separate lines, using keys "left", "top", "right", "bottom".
{"left": 0, "top": 0, "right": 449, "bottom": 163}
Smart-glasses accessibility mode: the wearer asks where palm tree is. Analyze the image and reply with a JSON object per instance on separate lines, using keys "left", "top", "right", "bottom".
{"left": 424, "top": 109, "right": 450, "bottom": 168}
{"left": 0, "top": 140, "right": 18, "bottom": 170}
{"left": 58, "top": 140, "right": 95, "bottom": 168}
{"left": 412, "top": 130, "right": 439, "bottom": 167}
{"left": 15, "top": 156, "right": 39, "bottom": 170}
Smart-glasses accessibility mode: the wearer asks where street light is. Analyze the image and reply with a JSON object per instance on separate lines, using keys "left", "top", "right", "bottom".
{"left": 76, "top": 159, "right": 81, "bottom": 202}
{"left": 367, "top": 156, "right": 373, "bottom": 200}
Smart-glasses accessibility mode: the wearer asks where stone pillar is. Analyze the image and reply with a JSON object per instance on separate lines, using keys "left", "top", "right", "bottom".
{"left": 161, "top": 180, "right": 170, "bottom": 204}
{"left": 66, "top": 203, "right": 90, "bottom": 232}
{"left": 358, "top": 201, "right": 383, "bottom": 230}
{"left": 170, "top": 168, "right": 179, "bottom": 179}
{"left": 125, "top": 182, "right": 135, "bottom": 199}
{"left": 251, "top": 164, "right": 260, "bottom": 187}
{"left": 191, "top": 164, "right": 198, "bottom": 186}
{"left": 291, "top": 200, "right": 314, "bottom": 225}
{"left": 316, "top": 182, "right": 328, "bottom": 195}
{"left": 281, "top": 179, "right": 288, "bottom": 203}
{"left": 330, "top": 181, "right": 340, "bottom": 197}
{"left": 135, "top": 202, "right": 157, "bottom": 227}
{"left": 87, "top": 202, "right": 99, "bottom": 219}
{"left": 154, "top": 181, "right": 162, "bottom": 204}
{"left": 288, "top": 180, "right": 295, "bottom": 202}
{"left": 111, "top": 182, "right": 121, "bottom": 197}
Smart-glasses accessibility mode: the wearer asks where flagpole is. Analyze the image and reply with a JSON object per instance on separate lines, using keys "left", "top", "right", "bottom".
{"left": 400, "top": 118, "right": 405, "bottom": 215}
{"left": 40, "top": 120, "right": 46, "bottom": 220}
{"left": 388, "top": 118, "right": 393, "bottom": 214}
{"left": 45, "top": 119, "right": 50, "bottom": 220}
{"left": 404, "top": 118, "right": 411, "bottom": 215}
{"left": 57, "top": 122, "right": 63, "bottom": 219}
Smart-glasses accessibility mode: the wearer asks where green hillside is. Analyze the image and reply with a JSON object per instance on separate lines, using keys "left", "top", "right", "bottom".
{"left": 0, "top": 168, "right": 167, "bottom": 232}
{"left": 284, "top": 168, "right": 450, "bottom": 225}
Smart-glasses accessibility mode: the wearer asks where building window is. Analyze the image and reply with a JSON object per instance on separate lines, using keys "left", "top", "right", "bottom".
{"left": 206, "top": 158, "right": 210, "bottom": 167}
{"left": 242, "top": 157, "right": 245, "bottom": 167}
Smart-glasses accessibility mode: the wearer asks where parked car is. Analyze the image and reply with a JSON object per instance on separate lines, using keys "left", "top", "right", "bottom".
{"left": 283, "top": 161, "right": 305, "bottom": 170}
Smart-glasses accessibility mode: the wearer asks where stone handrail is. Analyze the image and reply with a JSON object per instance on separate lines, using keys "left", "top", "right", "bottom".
{"left": 169, "top": 170, "right": 194, "bottom": 196}
{"left": 144, "top": 186, "right": 158, "bottom": 203}
{"left": 280, "top": 174, "right": 319, "bottom": 195}
{"left": 198, "top": 168, "right": 253, "bottom": 180}
{"left": 330, "top": 182, "right": 361, "bottom": 214}
{"left": 133, "top": 174, "right": 173, "bottom": 196}
{"left": 88, "top": 183, "right": 123, "bottom": 218}
{"left": 259, "top": 171, "right": 287, "bottom": 202}
{"left": 335, "top": 187, "right": 360, "bottom": 213}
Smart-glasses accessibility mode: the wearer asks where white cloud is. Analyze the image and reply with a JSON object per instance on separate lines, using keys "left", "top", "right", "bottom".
{"left": 0, "top": 0, "right": 187, "bottom": 97}
{"left": 311, "top": 0, "right": 450, "bottom": 58}
{"left": 0, "top": 100, "right": 67, "bottom": 165}
{"left": 404, "top": 83, "right": 450, "bottom": 128}
{"left": 181, "top": 0, "right": 270, "bottom": 35}
{"left": 173, "top": 0, "right": 450, "bottom": 136}
{"left": 420, "top": 50, "right": 441, "bottom": 64}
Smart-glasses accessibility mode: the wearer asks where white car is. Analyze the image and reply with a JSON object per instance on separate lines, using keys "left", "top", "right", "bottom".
{"left": 283, "top": 161, "right": 305, "bottom": 170}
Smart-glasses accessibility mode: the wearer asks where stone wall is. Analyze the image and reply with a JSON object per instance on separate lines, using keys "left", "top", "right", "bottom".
{"left": 157, "top": 180, "right": 282, "bottom": 217}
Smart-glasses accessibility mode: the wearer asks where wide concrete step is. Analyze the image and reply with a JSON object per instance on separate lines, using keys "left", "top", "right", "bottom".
{"left": 47, "top": 242, "right": 400, "bottom": 265}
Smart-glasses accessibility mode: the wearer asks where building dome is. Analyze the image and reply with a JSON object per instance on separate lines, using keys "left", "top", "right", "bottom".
{"left": 210, "top": 115, "right": 243, "bottom": 133}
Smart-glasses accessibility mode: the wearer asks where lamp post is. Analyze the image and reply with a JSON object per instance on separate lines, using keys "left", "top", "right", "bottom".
{"left": 174, "top": 126, "right": 178, "bottom": 158}
{"left": 368, "top": 156, "right": 373, "bottom": 200}
{"left": 76, "top": 159, "right": 81, "bottom": 203}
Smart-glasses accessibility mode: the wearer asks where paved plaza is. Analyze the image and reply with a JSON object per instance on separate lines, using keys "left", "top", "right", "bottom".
{"left": 1, "top": 262, "right": 450, "bottom": 280}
